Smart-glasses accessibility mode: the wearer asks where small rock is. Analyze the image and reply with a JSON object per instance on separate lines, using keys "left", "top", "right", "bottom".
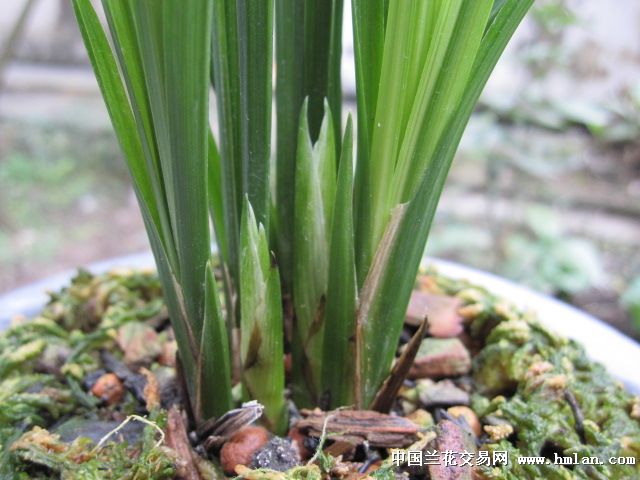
{"left": 154, "top": 366, "right": 180, "bottom": 408}
{"left": 406, "top": 291, "right": 464, "bottom": 338}
{"left": 631, "top": 397, "right": 640, "bottom": 420}
{"left": 288, "top": 426, "right": 312, "bottom": 459}
{"left": 400, "top": 399, "right": 418, "bottom": 416}
{"left": 447, "top": 406, "right": 481, "bottom": 437}
{"left": 252, "top": 437, "right": 300, "bottom": 472}
{"left": 139, "top": 368, "right": 160, "bottom": 410}
{"left": 35, "top": 343, "right": 70, "bottom": 375}
{"left": 409, "top": 338, "right": 471, "bottom": 379}
{"left": 158, "top": 340, "right": 177, "bottom": 367}
{"left": 406, "top": 409, "right": 434, "bottom": 429}
{"left": 417, "top": 379, "right": 470, "bottom": 408}
{"left": 428, "top": 420, "right": 476, "bottom": 480}
{"left": 117, "top": 323, "right": 162, "bottom": 365}
{"left": 83, "top": 369, "right": 107, "bottom": 390}
{"left": 100, "top": 351, "right": 148, "bottom": 403}
{"left": 220, "top": 426, "right": 270, "bottom": 475}
{"left": 54, "top": 417, "right": 143, "bottom": 444}
{"left": 90, "top": 373, "right": 124, "bottom": 405}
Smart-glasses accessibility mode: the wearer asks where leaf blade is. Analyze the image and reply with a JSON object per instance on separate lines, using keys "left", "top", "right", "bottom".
{"left": 355, "top": 0, "right": 533, "bottom": 407}
{"left": 197, "top": 261, "right": 234, "bottom": 422}
{"left": 321, "top": 117, "right": 357, "bottom": 408}
{"left": 292, "top": 102, "right": 336, "bottom": 404}
{"left": 240, "top": 200, "right": 287, "bottom": 433}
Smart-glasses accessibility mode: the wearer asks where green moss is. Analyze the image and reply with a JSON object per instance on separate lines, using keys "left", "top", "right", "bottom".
{"left": 0, "top": 270, "right": 174, "bottom": 479}
{"left": 2, "top": 269, "right": 639, "bottom": 479}
{"left": 424, "top": 268, "right": 640, "bottom": 479}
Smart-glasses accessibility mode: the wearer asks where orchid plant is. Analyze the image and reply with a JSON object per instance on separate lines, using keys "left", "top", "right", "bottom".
{"left": 73, "top": 0, "right": 532, "bottom": 434}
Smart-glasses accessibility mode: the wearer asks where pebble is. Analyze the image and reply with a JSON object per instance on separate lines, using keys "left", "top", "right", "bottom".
{"left": 54, "top": 417, "right": 143, "bottom": 444}
{"left": 220, "top": 426, "right": 270, "bottom": 475}
{"left": 417, "top": 379, "right": 470, "bottom": 408}
{"left": 405, "top": 291, "right": 464, "bottom": 338}
{"left": 409, "top": 338, "right": 471, "bottom": 379}
{"left": 252, "top": 437, "right": 301, "bottom": 472}
{"left": 428, "top": 420, "right": 476, "bottom": 480}
{"left": 90, "top": 373, "right": 124, "bottom": 405}
{"left": 447, "top": 406, "right": 481, "bottom": 437}
{"left": 288, "top": 426, "right": 312, "bottom": 459}
{"left": 406, "top": 409, "right": 434, "bottom": 429}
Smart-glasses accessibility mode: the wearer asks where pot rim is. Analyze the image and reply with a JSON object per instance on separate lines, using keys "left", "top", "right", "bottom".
{"left": 1, "top": 251, "right": 638, "bottom": 393}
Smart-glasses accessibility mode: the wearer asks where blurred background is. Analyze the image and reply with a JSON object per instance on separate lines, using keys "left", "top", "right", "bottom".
{"left": 1, "top": 0, "right": 639, "bottom": 339}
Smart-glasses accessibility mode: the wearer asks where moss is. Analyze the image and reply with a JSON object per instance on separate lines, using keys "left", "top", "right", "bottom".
{"left": 2, "top": 268, "right": 639, "bottom": 479}
{"left": 0, "top": 270, "right": 174, "bottom": 479}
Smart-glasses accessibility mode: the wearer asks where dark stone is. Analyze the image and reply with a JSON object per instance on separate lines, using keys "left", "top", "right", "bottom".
{"left": 83, "top": 369, "right": 107, "bottom": 390}
{"left": 251, "top": 437, "right": 300, "bottom": 472}
{"left": 53, "top": 417, "right": 144, "bottom": 444}
{"left": 418, "top": 379, "right": 470, "bottom": 408}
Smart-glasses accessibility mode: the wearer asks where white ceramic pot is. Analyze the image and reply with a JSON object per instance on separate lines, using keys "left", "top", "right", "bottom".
{"left": 1, "top": 252, "right": 638, "bottom": 393}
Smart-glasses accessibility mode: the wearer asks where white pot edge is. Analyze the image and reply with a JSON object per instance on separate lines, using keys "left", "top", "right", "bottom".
{"left": 1, "top": 251, "right": 638, "bottom": 393}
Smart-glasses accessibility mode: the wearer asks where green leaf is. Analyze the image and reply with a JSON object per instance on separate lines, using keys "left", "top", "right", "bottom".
{"left": 237, "top": 0, "right": 273, "bottom": 229}
{"left": 75, "top": 0, "right": 222, "bottom": 420}
{"left": 240, "top": 199, "right": 286, "bottom": 434}
{"left": 275, "top": 0, "right": 345, "bottom": 291}
{"left": 274, "top": 0, "right": 305, "bottom": 292}
{"left": 125, "top": 0, "right": 213, "bottom": 340}
{"left": 392, "top": 0, "right": 493, "bottom": 205}
{"left": 72, "top": 0, "right": 163, "bottom": 254}
{"left": 303, "top": 0, "right": 344, "bottom": 149}
{"left": 211, "top": 0, "right": 243, "bottom": 289}
{"left": 321, "top": 116, "right": 357, "bottom": 408}
{"left": 354, "top": 0, "right": 533, "bottom": 408}
{"left": 366, "top": 0, "right": 426, "bottom": 245}
{"left": 208, "top": 131, "right": 228, "bottom": 264}
{"left": 197, "top": 262, "right": 233, "bottom": 422}
{"left": 292, "top": 101, "right": 336, "bottom": 404}
{"left": 101, "top": 0, "right": 177, "bottom": 271}
{"left": 352, "top": 0, "right": 387, "bottom": 285}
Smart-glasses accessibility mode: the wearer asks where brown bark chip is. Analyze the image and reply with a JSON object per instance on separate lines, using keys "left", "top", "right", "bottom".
{"left": 295, "top": 409, "right": 419, "bottom": 449}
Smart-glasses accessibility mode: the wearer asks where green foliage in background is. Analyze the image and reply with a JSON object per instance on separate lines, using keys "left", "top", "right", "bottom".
{"left": 622, "top": 276, "right": 640, "bottom": 333}
{"left": 72, "top": 0, "right": 532, "bottom": 431}
{"left": 503, "top": 208, "right": 604, "bottom": 297}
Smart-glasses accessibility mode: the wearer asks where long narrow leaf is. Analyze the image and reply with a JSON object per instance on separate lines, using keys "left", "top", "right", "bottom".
{"left": 352, "top": 0, "right": 387, "bottom": 285}
{"left": 391, "top": 0, "right": 493, "bottom": 205}
{"left": 208, "top": 131, "right": 228, "bottom": 264}
{"left": 355, "top": 0, "right": 533, "bottom": 407}
{"left": 197, "top": 262, "right": 233, "bottom": 422}
{"left": 211, "top": 0, "right": 243, "bottom": 288}
{"left": 237, "top": 0, "right": 273, "bottom": 229}
{"left": 303, "top": 0, "right": 344, "bottom": 146}
{"left": 101, "top": 0, "right": 179, "bottom": 271}
{"left": 276, "top": 0, "right": 344, "bottom": 291}
{"left": 75, "top": 0, "right": 226, "bottom": 420}
{"left": 274, "top": 0, "right": 306, "bottom": 292}
{"left": 72, "top": 0, "right": 161, "bottom": 250}
{"left": 321, "top": 117, "right": 356, "bottom": 408}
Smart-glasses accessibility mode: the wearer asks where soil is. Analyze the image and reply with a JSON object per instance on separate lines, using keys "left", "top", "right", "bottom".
{"left": 1, "top": 268, "right": 638, "bottom": 479}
